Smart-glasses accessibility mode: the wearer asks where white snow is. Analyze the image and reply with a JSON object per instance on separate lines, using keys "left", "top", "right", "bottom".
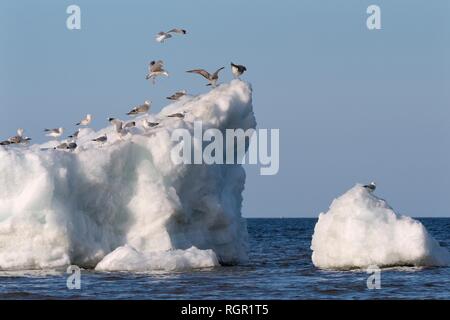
{"left": 311, "top": 185, "right": 450, "bottom": 269}
{"left": 0, "top": 80, "right": 255, "bottom": 271}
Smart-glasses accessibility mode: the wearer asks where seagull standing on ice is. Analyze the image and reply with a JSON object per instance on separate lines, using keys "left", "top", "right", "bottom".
{"left": 166, "top": 90, "right": 187, "bottom": 101}
{"left": 186, "top": 67, "right": 224, "bottom": 88}
{"left": 167, "top": 111, "right": 186, "bottom": 119}
{"left": 363, "top": 182, "right": 376, "bottom": 193}
{"left": 7, "top": 128, "right": 31, "bottom": 144}
{"left": 76, "top": 114, "right": 92, "bottom": 126}
{"left": 127, "top": 101, "right": 151, "bottom": 116}
{"left": 142, "top": 119, "right": 160, "bottom": 129}
{"left": 92, "top": 134, "right": 107, "bottom": 144}
{"left": 44, "top": 127, "right": 64, "bottom": 139}
{"left": 146, "top": 60, "right": 169, "bottom": 84}
{"left": 231, "top": 62, "right": 247, "bottom": 79}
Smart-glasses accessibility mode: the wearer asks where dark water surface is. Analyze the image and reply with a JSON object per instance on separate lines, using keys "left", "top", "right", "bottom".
{"left": 0, "top": 218, "right": 449, "bottom": 299}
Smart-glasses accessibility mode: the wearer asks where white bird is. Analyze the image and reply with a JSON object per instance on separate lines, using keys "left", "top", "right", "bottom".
{"left": 76, "top": 114, "right": 92, "bottom": 126}
{"left": 186, "top": 67, "right": 224, "bottom": 87}
{"left": 363, "top": 182, "right": 376, "bottom": 193}
{"left": 231, "top": 62, "right": 247, "bottom": 79}
{"left": 127, "top": 101, "right": 151, "bottom": 116}
{"left": 146, "top": 60, "right": 169, "bottom": 84}
{"left": 166, "top": 90, "right": 187, "bottom": 101}
{"left": 44, "top": 127, "right": 64, "bottom": 139}
{"left": 155, "top": 28, "right": 187, "bottom": 43}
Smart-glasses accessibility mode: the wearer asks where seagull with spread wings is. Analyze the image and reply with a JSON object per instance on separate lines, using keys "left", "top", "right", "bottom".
{"left": 186, "top": 67, "right": 224, "bottom": 87}
{"left": 146, "top": 60, "right": 169, "bottom": 84}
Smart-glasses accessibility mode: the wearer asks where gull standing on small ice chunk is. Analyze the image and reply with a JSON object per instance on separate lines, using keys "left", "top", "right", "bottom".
{"left": 76, "top": 114, "right": 92, "bottom": 126}
{"left": 166, "top": 90, "right": 187, "bottom": 101}
{"left": 142, "top": 119, "right": 159, "bottom": 129}
{"left": 231, "top": 62, "right": 247, "bottom": 79}
{"left": 127, "top": 101, "right": 151, "bottom": 116}
{"left": 363, "top": 182, "right": 376, "bottom": 193}
{"left": 44, "top": 127, "right": 64, "bottom": 139}
{"left": 92, "top": 134, "right": 107, "bottom": 144}
{"left": 186, "top": 67, "right": 224, "bottom": 87}
{"left": 146, "top": 60, "right": 169, "bottom": 84}
{"left": 167, "top": 112, "right": 186, "bottom": 119}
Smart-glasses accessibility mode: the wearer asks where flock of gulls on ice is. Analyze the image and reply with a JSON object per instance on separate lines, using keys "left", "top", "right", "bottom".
{"left": 0, "top": 27, "right": 248, "bottom": 152}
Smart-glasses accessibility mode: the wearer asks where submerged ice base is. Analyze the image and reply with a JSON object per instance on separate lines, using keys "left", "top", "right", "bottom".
{"left": 0, "top": 80, "right": 255, "bottom": 271}
{"left": 311, "top": 185, "right": 450, "bottom": 270}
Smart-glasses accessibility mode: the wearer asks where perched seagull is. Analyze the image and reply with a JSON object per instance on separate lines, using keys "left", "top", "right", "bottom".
{"left": 45, "top": 127, "right": 64, "bottom": 139}
{"left": 363, "top": 182, "right": 376, "bottom": 193}
{"left": 186, "top": 67, "right": 224, "bottom": 87}
{"left": 155, "top": 28, "right": 187, "bottom": 43}
{"left": 123, "top": 121, "right": 136, "bottom": 129}
{"left": 142, "top": 119, "right": 159, "bottom": 129}
{"left": 68, "top": 129, "right": 80, "bottom": 139}
{"left": 8, "top": 128, "right": 31, "bottom": 144}
{"left": 92, "top": 134, "right": 107, "bottom": 144}
{"left": 67, "top": 142, "right": 77, "bottom": 151}
{"left": 167, "top": 112, "right": 185, "bottom": 119}
{"left": 166, "top": 90, "right": 187, "bottom": 101}
{"left": 146, "top": 60, "right": 169, "bottom": 84}
{"left": 0, "top": 140, "right": 11, "bottom": 146}
{"left": 127, "top": 101, "right": 151, "bottom": 116}
{"left": 231, "top": 62, "right": 247, "bottom": 79}
{"left": 108, "top": 118, "right": 124, "bottom": 133}
{"left": 76, "top": 114, "right": 92, "bottom": 126}
{"left": 54, "top": 142, "right": 68, "bottom": 150}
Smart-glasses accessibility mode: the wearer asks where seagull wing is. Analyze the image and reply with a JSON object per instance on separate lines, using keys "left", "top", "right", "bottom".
{"left": 186, "top": 69, "right": 211, "bottom": 80}
{"left": 213, "top": 67, "right": 225, "bottom": 78}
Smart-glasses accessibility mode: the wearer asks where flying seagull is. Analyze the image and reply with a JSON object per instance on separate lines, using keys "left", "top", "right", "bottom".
{"left": 127, "top": 101, "right": 151, "bottom": 116}
{"left": 363, "top": 182, "right": 376, "bottom": 193}
{"left": 231, "top": 62, "right": 247, "bottom": 79}
{"left": 44, "top": 127, "right": 64, "bottom": 139}
{"left": 76, "top": 114, "right": 92, "bottom": 126}
{"left": 186, "top": 67, "right": 224, "bottom": 87}
{"left": 166, "top": 90, "right": 187, "bottom": 101}
{"left": 155, "top": 28, "right": 187, "bottom": 43}
{"left": 146, "top": 60, "right": 169, "bottom": 84}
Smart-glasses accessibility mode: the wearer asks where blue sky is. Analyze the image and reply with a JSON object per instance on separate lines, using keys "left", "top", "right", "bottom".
{"left": 0, "top": 0, "right": 449, "bottom": 217}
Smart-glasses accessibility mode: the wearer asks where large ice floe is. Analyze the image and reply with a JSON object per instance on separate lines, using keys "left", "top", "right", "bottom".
{"left": 0, "top": 80, "right": 255, "bottom": 271}
{"left": 311, "top": 185, "right": 450, "bottom": 270}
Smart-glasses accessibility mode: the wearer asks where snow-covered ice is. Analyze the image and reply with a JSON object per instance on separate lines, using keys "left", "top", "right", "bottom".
{"left": 311, "top": 185, "right": 450, "bottom": 269}
{"left": 0, "top": 80, "right": 255, "bottom": 271}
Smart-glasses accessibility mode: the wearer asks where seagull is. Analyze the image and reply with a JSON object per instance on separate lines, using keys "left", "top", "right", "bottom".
{"left": 92, "top": 134, "right": 107, "bottom": 144}
{"left": 231, "top": 62, "right": 247, "bottom": 79}
{"left": 363, "top": 182, "right": 376, "bottom": 193}
{"left": 68, "top": 129, "right": 80, "bottom": 139}
{"left": 127, "top": 101, "right": 151, "bottom": 116}
{"left": 167, "top": 112, "right": 185, "bottom": 119}
{"left": 8, "top": 128, "right": 31, "bottom": 144}
{"left": 155, "top": 31, "right": 172, "bottom": 43}
{"left": 76, "top": 114, "right": 92, "bottom": 126}
{"left": 146, "top": 60, "right": 169, "bottom": 84}
{"left": 123, "top": 121, "right": 136, "bottom": 129}
{"left": 186, "top": 67, "right": 224, "bottom": 87}
{"left": 67, "top": 142, "right": 77, "bottom": 151}
{"left": 0, "top": 140, "right": 11, "bottom": 146}
{"left": 142, "top": 119, "right": 159, "bottom": 129}
{"left": 166, "top": 90, "right": 187, "bottom": 101}
{"left": 45, "top": 127, "right": 64, "bottom": 139}
{"left": 155, "top": 28, "right": 187, "bottom": 43}
{"left": 54, "top": 142, "right": 68, "bottom": 150}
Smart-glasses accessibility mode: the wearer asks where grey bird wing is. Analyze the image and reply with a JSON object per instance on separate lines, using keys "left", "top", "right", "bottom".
{"left": 187, "top": 69, "right": 211, "bottom": 80}
{"left": 213, "top": 67, "right": 225, "bottom": 77}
